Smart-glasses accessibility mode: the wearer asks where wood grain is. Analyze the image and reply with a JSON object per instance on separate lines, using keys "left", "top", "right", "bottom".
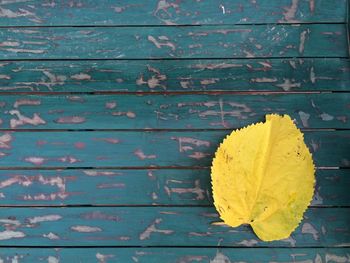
{"left": 1, "top": 248, "right": 350, "bottom": 262}
{"left": 1, "top": 59, "right": 349, "bottom": 92}
{"left": 0, "top": 207, "right": 349, "bottom": 246}
{"left": 0, "top": 25, "right": 347, "bottom": 59}
{"left": 0, "top": 131, "right": 348, "bottom": 168}
{"left": 0, "top": 169, "right": 348, "bottom": 206}
{"left": 0, "top": 93, "right": 349, "bottom": 129}
{"left": 0, "top": 0, "right": 346, "bottom": 26}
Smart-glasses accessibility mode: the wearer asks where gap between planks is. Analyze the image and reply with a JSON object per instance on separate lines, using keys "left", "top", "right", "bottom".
{"left": 0, "top": 91, "right": 334, "bottom": 95}
{"left": 0, "top": 166, "right": 344, "bottom": 170}
{"left": 0, "top": 57, "right": 348, "bottom": 62}
{"left": 0, "top": 22, "right": 347, "bottom": 28}
{"left": 0, "top": 205, "right": 347, "bottom": 208}
{"left": 1, "top": 245, "right": 348, "bottom": 248}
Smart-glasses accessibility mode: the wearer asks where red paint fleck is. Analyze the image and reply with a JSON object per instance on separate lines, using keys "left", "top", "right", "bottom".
{"left": 13, "top": 99, "right": 41, "bottom": 108}
{"left": 92, "top": 138, "right": 119, "bottom": 144}
{"left": 82, "top": 211, "right": 120, "bottom": 221}
{"left": 55, "top": 116, "right": 86, "bottom": 124}
{"left": 57, "top": 156, "right": 80, "bottom": 164}
{"left": 134, "top": 149, "right": 156, "bottom": 160}
{"left": 0, "top": 133, "right": 12, "bottom": 149}
{"left": 36, "top": 140, "right": 47, "bottom": 146}
{"left": 105, "top": 101, "right": 117, "bottom": 109}
{"left": 188, "top": 152, "right": 210, "bottom": 160}
{"left": 74, "top": 142, "right": 85, "bottom": 149}
{"left": 97, "top": 183, "right": 125, "bottom": 189}
{"left": 24, "top": 156, "right": 46, "bottom": 165}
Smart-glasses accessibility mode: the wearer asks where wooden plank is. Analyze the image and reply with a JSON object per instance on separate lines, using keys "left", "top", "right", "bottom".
{"left": 1, "top": 93, "right": 349, "bottom": 130}
{"left": 0, "top": 25, "right": 347, "bottom": 59}
{"left": 0, "top": 0, "right": 346, "bottom": 26}
{"left": 0, "top": 131, "right": 348, "bottom": 168}
{"left": 0, "top": 169, "right": 348, "bottom": 206}
{"left": 1, "top": 58, "right": 350, "bottom": 92}
{"left": 1, "top": 248, "right": 350, "bottom": 262}
{"left": 0, "top": 207, "right": 348, "bottom": 246}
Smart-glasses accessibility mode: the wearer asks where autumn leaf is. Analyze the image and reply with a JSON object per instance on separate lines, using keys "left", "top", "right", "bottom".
{"left": 211, "top": 114, "right": 315, "bottom": 241}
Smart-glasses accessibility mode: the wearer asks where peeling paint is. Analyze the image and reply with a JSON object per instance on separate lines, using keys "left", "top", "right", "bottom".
{"left": 298, "top": 111, "right": 310, "bottom": 127}
{"left": 320, "top": 113, "right": 334, "bottom": 121}
{"left": 148, "top": 35, "right": 176, "bottom": 50}
{"left": 0, "top": 230, "right": 25, "bottom": 241}
{"left": 71, "top": 73, "right": 91, "bottom": 80}
{"left": 237, "top": 239, "right": 258, "bottom": 246}
{"left": 166, "top": 179, "right": 205, "bottom": 200}
{"left": 48, "top": 256, "right": 59, "bottom": 263}
{"left": 0, "top": 133, "right": 12, "bottom": 149}
{"left": 43, "top": 232, "right": 60, "bottom": 240}
{"left": 170, "top": 137, "right": 210, "bottom": 152}
{"left": 96, "top": 253, "right": 115, "bottom": 263}
{"left": 134, "top": 149, "right": 156, "bottom": 160}
{"left": 13, "top": 99, "right": 41, "bottom": 108}
{"left": 28, "top": 214, "right": 62, "bottom": 224}
{"left": 55, "top": 116, "right": 86, "bottom": 124}
{"left": 139, "top": 218, "right": 173, "bottom": 240}
{"left": 276, "top": 79, "right": 301, "bottom": 91}
{"left": 282, "top": 0, "right": 299, "bottom": 22}
{"left": 71, "top": 225, "right": 102, "bottom": 233}
{"left": 302, "top": 223, "right": 319, "bottom": 240}
{"left": 299, "top": 29, "right": 310, "bottom": 54}
{"left": 210, "top": 251, "right": 232, "bottom": 263}
{"left": 9, "top": 110, "right": 46, "bottom": 128}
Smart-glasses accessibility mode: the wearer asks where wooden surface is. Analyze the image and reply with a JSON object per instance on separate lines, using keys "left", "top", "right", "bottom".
{"left": 1, "top": 59, "right": 349, "bottom": 92}
{"left": 0, "top": 0, "right": 349, "bottom": 262}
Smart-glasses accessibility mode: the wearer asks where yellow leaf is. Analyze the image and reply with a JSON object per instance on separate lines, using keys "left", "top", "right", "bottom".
{"left": 211, "top": 114, "right": 315, "bottom": 241}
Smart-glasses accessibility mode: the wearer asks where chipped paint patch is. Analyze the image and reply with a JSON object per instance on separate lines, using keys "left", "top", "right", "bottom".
{"left": 13, "top": 99, "right": 41, "bottom": 108}
{"left": 302, "top": 223, "right": 319, "bottom": 240}
{"left": 282, "top": 0, "right": 299, "bottom": 22}
{"left": 43, "top": 232, "right": 60, "bottom": 240}
{"left": 0, "top": 133, "right": 12, "bottom": 149}
{"left": 298, "top": 111, "right": 310, "bottom": 128}
{"left": 134, "top": 149, "right": 156, "bottom": 160}
{"left": 71, "top": 73, "right": 91, "bottom": 80}
{"left": 28, "top": 214, "right": 62, "bottom": 224}
{"left": 48, "top": 256, "right": 59, "bottom": 263}
{"left": 9, "top": 110, "right": 46, "bottom": 128}
{"left": 55, "top": 116, "right": 86, "bottom": 124}
{"left": 0, "top": 230, "right": 25, "bottom": 241}
{"left": 24, "top": 156, "right": 46, "bottom": 165}
{"left": 71, "top": 225, "right": 102, "bottom": 233}
{"left": 210, "top": 251, "right": 232, "bottom": 263}
{"left": 320, "top": 113, "right": 334, "bottom": 121}
{"left": 96, "top": 253, "right": 115, "bottom": 263}
{"left": 148, "top": 35, "right": 176, "bottom": 50}
{"left": 139, "top": 218, "right": 173, "bottom": 240}
{"left": 299, "top": 29, "right": 310, "bottom": 54}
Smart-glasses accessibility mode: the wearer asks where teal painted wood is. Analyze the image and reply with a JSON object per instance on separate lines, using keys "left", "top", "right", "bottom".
{"left": 1, "top": 93, "right": 349, "bottom": 129}
{"left": 1, "top": 59, "right": 350, "bottom": 92}
{"left": 0, "top": 0, "right": 346, "bottom": 26}
{"left": 0, "top": 131, "right": 348, "bottom": 168}
{"left": 0, "top": 207, "right": 348, "bottom": 246}
{"left": 0, "top": 25, "right": 347, "bottom": 59}
{"left": 1, "top": 248, "right": 350, "bottom": 262}
{"left": 0, "top": 169, "right": 348, "bottom": 206}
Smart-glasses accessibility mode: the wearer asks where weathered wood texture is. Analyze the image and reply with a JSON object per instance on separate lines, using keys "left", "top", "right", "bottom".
{"left": 0, "top": 25, "right": 347, "bottom": 59}
{"left": 0, "top": 207, "right": 349, "bottom": 246}
{"left": 1, "top": 59, "right": 350, "bottom": 92}
{"left": 0, "top": 0, "right": 347, "bottom": 26}
{"left": 0, "top": 94, "right": 349, "bottom": 129}
{"left": 0, "top": 169, "right": 347, "bottom": 206}
{"left": 0, "top": 131, "right": 348, "bottom": 168}
{"left": 1, "top": 248, "right": 350, "bottom": 263}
